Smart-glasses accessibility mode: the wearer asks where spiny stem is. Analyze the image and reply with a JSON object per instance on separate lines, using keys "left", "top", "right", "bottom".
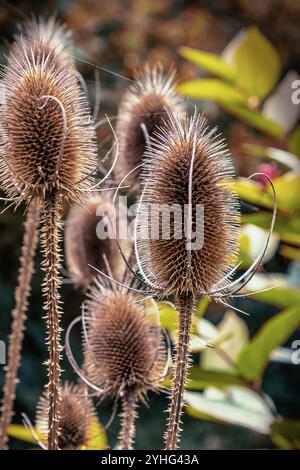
{"left": 41, "top": 194, "right": 63, "bottom": 450}
{"left": 165, "top": 293, "right": 195, "bottom": 450}
{"left": 0, "top": 200, "right": 40, "bottom": 450}
{"left": 119, "top": 392, "right": 138, "bottom": 450}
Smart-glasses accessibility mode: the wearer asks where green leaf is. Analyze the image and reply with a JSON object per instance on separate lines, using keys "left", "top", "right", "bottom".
{"left": 179, "top": 47, "right": 237, "bottom": 81}
{"left": 8, "top": 424, "right": 43, "bottom": 445}
{"left": 270, "top": 173, "right": 300, "bottom": 213}
{"left": 187, "top": 367, "right": 246, "bottom": 390}
{"left": 288, "top": 125, "right": 300, "bottom": 157}
{"left": 178, "top": 79, "right": 248, "bottom": 105}
{"left": 186, "top": 387, "right": 274, "bottom": 434}
{"left": 242, "top": 212, "right": 300, "bottom": 246}
{"left": 152, "top": 301, "right": 178, "bottom": 331}
{"left": 233, "top": 26, "right": 281, "bottom": 99}
{"left": 222, "top": 102, "right": 284, "bottom": 137}
{"left": 280, "top": 245, "right": 300, "bottom": 261}
{"left": 85, "top": 418, "right": 108, "bottom": 450}
{"left": 271, "top": 419, "right": 300, "bottom": 449}
{"left": 202, "top": 311, "right": 249, "bottom": 370}
{"left": 244, "top": 144, "right": 300, "bottom": 172}
{"left": 232, "top": 179, "right": 274, "bottom": 210}
{"left": 237, "top": 304, "right": 300, "bottom": 381}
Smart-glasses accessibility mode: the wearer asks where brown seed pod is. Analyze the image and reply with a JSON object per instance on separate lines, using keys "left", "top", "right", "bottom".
{"left": 0, "top": 33, "right": 97, "bottom": 206}
{"left": 139, "top": 110, "right": 240, "bottom": 298}
{"left": 36, "top": 382, "right": 95, "bottom": 450}
{"left": 83, "top": 286, "right": 167, "bottom": 401}
{"left": 65, "top": 195, "right": 130, "bottom": 287}
{"left": 115, "top": 64, "right": 183, "bottom": 188}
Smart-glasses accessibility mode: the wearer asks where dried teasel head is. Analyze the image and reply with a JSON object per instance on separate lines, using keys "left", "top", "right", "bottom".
{"left": 35, "top": 382, "right": 95, "bottom": 450}
{"left": 0, "top": 28, "right": 97, "bottom": 205}
{"left": 138, "top": 109, "right": 240, "bottom": 298}
{"left": 65, "top": 195, "right": 130, "bottom": 287}
{"left": 82, "top": 284, "right": 168, "bottom": 401}
{"left": 115, "top": 64, "right": 183, "bottom": 187}
{"left": 15, "top": 16, "right": 73, "bottom": 63}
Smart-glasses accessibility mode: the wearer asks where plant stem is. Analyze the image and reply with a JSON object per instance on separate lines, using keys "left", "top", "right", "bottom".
{"left": 0, "top": 200, "right": 40, "bottom": 450}
{"left": 165, "top": 292, "right": 195, "bottom": 450}
{"left": 41, "top": 194, "right": 63, "bottom": 450}
{"left": 119, "top": 392, "right": 138, "bottom": 450}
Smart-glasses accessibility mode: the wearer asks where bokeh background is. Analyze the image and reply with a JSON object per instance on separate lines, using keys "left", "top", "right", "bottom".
{"left": 0, "top": 0, "right": 300, "bottom": 450}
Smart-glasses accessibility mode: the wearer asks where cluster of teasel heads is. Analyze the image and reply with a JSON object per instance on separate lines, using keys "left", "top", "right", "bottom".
{"left": 0, "top": 16, "right": 276, "bottom": 451}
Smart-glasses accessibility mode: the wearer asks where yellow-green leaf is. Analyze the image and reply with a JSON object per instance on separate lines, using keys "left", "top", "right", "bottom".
{"left": 8, "top": 424, "right": 43, "bottom": 445}
{"left": 179, "top": 46, "right": 237, "bottom": 81}
{"left": 237, "top": 304, "right": 300, "bottom": 381}
{"left": 271, "top": 419, "right": 300, "bottom": 449}
{"left": 187, "top": 367, "right": 246, "bottom": 390}
{"left": 178, "top": 79, "right": 248, "bottom": 105}
{"left": 270, "top": 172, "right": 300, "bottom": 213}
{"left": 233, "top": 26, "right": 281, "bottom": 99}
{"left": 85, "top": 418, "right": 108, "bottom": 450}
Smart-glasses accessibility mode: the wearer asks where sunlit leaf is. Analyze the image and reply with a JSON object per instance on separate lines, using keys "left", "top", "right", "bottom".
{"left": 233, "top": 26, "right": 281, "bottom": 99}
{"left": 8, "top": 424, "right": 42, "bottom": 445}
{"left": 244, "top": 144, "right": 300, "bottom": 172}
{"left": 187, "top": 367, "right": 246, "bottom": 390}
{"left": 179, "top": 47, "right": 237, "bottom": 81}
{"left": 231, "top": 179, "right": 274, "bottom": 210}
{"left": 271, "top": 419, "right": 300, "bottom": 449}
{"left": 202, "top": 311, "right": 249, "bottom": 370}
{"left": 149, "top": 301, "right": 178, "bottom": 331}
{"left": 178, "top": 79, "right": 248, "bottom": 105}
{"left": 270, "top": 172, "right": 300, "bottom": 213}
{"left": 280, "top": 245, "right": 300, "bottom": 261}
{"left": 243, "top": 275, "right": 300, "bottom": 309}
{"left": 239, "top": 224, "right": 279, "bottom": 265}
{"left": 85, "top": 418, "right": 108, "bottom": 450}
{"left": 241, "top": 212, "right": 300, "bottom": 246}
{"left": 222, "top": 102, "right": 284, "bottom": 137}
{"left": 237, "top": 304, "right": 300, "bottom": 381}
{"left": 186, "top": 387, "right": 274, "bottom": 434}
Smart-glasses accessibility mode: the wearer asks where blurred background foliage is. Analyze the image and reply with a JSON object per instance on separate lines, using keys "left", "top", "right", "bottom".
{"left": 0, "top": 0, "right": 300, "bottom": 450}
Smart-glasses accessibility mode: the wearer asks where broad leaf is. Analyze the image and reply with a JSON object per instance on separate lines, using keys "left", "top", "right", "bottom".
{"left": 270, "top": 172, "right": 300, "bottom": 213}
{"left": 85, "top": 418, "right": 108, "bottom": 450}
{"left": 178, "top": 79, "right": 248, "bottom": 105}
{"left": 8, "top": 424, "right": 42, "bottom": 445}
{"left": 288, "top": 125, "right": 300, "bottom": 157}
{"left": 242, "top": 212, "right": 300, "bottom": 246}
{"left": 179, "top": 47, "right": 237, "bottom": 81}
{"left": 186, "top": 387, "right": 274, "bottom": 434}
{"left": 233, "top": 26, "right": 281, "bottom": 99}
{"left": 187, "top": 367, "right": 246, "bottom": 390}
{"left": 271, "top": 419, "right": 300, "bottom": 450}
{"left": 237, "top": 304, "right": 300, "bottom": 381}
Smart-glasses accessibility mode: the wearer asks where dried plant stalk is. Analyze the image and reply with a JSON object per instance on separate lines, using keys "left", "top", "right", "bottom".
{"left": 41, "top": 195, "right": 63, "bottom": 450}
{"left": 119, "top": 392, "right": 138, "bottom": 450}
{"left": 0, "top": 200, "right": 40, "bottom": 449}
{"left": 165, "top": 294, "right": 195, "bottom": 450}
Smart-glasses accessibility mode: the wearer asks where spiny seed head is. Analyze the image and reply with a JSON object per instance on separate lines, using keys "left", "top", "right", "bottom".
{"left": 65, "top": 195, "right": 129, "bottom": 287}
{"left": 139, "top": 110, "right": 240, "bottom": 297}
{"left": 84, "top": 285, "right": 167, "bottom": 400}
{"left": 115, "top": 64, "right": 183, "bottom": 187}
{"left": 16, "top": 16, "right": 73, "bottom": 63}
{"left": 36, "top": 382, "right": 95, "bottom": 450}
{"left": 0, "top": 29, "right": 97, "bottom": 205}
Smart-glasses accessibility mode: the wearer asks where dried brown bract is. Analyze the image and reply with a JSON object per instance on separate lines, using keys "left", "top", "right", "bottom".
{"left": 115, "top": 64, "right": 182, "bottom": 188}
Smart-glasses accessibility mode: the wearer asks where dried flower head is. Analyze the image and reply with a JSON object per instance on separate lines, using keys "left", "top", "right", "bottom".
{"left": 65, "top": 195, "right": 129, "bottom": 287}
{"left": 115, "top": 64, "right": 183, "bottom": 187}
{"left": 0, "top": 33, "right": 97, "bottom": 206}
{"left": 36, "top": 383, "right": 95, "bottom": 450}
{"left": 138, "top": 110, "right": 240, "bottom": 298}
{"left": 83, "top": 284, "right": 167, "bottom": 401}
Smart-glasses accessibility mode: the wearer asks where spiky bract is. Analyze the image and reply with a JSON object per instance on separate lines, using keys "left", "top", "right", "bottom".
{"left": 115, "top": 64, "right": 182, "bottom": 187}
{"left": 36, "top": 382, "right": 95, "bottom": 450}
{"left": 139, "top": 110, "right": 240, "bottom": 297}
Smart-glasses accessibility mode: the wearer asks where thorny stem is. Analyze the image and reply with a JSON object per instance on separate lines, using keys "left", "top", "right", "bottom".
{"left": 165, "top": 293, "right": 195, "bottom": 450}
{"left": 119, "top": 392, "right": 138, "bottom": 450}
{"left": 0, "top": 200, "right": 40, "bottom": 450}
{"left": 41, "top": 195, "right": 63, "bottom": 450}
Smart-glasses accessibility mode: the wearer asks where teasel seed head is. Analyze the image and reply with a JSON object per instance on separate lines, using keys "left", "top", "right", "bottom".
{"left": 16, "top": 16, "right": 73, "bottom": 63}
{"left": 83, "top": 284, "right": 167, "bottom": 401}
{"left": 65, "top": 195, "right": 130, "bottom": 287}
{"left": 0, "top": 30, "right": 97, "bottom": 205}
{"left": 139, "top": 109, "right": 240, "bottom": 297}
{"left": 115, "top": 64, "right": 183, "bottom": 187}
{"left": 35, "top": 382, "right": 95, "bottom": 450}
